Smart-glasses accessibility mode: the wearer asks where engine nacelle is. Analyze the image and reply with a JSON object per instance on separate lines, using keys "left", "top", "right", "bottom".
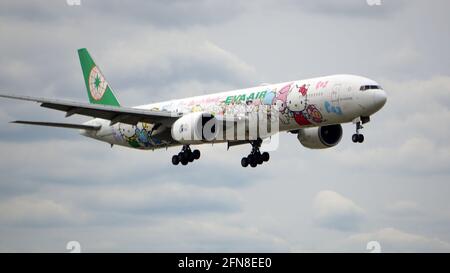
{"left": 171, "top": 112, "right": 218, "bottom": 144}
{"left": 297, "top": 124, "right": 343, "bottom": 149}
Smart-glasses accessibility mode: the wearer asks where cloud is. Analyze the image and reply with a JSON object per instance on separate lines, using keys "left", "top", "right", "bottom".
{"left": 330, "top": 137, "right": 450, "bottom": 175}
{"left": 0, "top": 196, "right": 87, "bottom": 227}
{"left": 0, "top": 0, "right": 245, "bottom": 28}
{"left": 280, "top": 0, "right": 407, "bottom": 18}
{"left": 77, "top": 184, "right": 242, "bottom": 216}
{"left": 102, "top": 36, "right": 259, "bottom": 104}
{"left": 347, "top": 227, "right": 450, "bottom": 252}
{"left": 0, "top": 217, "right": 289, "bottom": 252}
{"left": 384, "top": 200, "right": 423, "bottom": 218}
{"left": 313, "top": 191, "right": 365, "bottom": 231}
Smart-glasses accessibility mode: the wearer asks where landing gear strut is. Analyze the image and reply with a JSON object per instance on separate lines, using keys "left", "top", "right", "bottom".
{"left": 352, "top": 121, "right": 364, "bottom": 143}
{"left": 241, "top": 138, "right": 270, "bottom": 168}
{"left": 172, "top": 145, "right": 201, "bottom": 166}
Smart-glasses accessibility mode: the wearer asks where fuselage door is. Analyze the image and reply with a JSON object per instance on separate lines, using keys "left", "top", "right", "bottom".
{"left": 331, "top": 84, "right": 341, "bottom": 106}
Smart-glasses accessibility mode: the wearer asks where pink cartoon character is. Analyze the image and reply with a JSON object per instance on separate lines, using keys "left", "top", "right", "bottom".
{"left": 272, "top": 83, "right": 292, "bottom": 113}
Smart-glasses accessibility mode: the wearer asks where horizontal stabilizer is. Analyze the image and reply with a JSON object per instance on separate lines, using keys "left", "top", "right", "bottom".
{"left": 11, "top": 120, "right": 101, "bottom": 130}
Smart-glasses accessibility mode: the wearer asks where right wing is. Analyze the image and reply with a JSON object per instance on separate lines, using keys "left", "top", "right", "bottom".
{"left": 0, "top": 93, "right": 182, "bottom": 126}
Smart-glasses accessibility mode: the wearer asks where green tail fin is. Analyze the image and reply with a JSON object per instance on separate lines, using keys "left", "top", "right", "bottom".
{"left": 78, "top": 48, "right": 120, "bottom": 107}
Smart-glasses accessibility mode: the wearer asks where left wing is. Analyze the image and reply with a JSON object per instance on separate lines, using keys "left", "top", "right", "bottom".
{"left": 0, "top": 93, "right": 182, "bottom": 126}
{"left": 11, "top": 120, "right": 101, "bottom": 130}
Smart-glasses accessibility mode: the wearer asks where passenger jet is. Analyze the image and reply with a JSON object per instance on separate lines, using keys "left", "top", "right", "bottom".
{"left": 0, "top": 49, "right": 387, "bottom": 167}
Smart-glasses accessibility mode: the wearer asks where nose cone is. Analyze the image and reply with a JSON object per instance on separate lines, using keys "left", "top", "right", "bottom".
{"left": 372, "top": 89, "right": 387, "bottom": 111}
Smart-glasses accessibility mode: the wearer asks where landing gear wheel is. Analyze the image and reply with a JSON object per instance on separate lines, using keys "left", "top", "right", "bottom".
{"left": 358, "top": 134, "right": 364, "bottom": 143}
{"left": 192, "top": 149, "right": 201, "bottom": 160}
{"left": 241, "top": 157, "right": 249, "bottom": 167}
{"left": 256, "top": 153, "right": 263, "bottom": 165}
{"left": 188, "top": 152, "right": 195, "bottom": 162}
{"left": 261, "top": 152, "right": 270, "bottom": 162}
{"left": 247, "top": 154, "right": 254, "bottom": 164}
{"left": 172, "top": 155, "right": 180, "bottom": 165}
{"left": 180, "top": 152, "right": 188, "bottom": 161}
{"left": 352, "top": 120, "right": 366, "bottom": 144}
{"left": 241, "top": 138, "right": 270, "bottom": 168}
{"left": 172, "top": 145, "right": 201, "bottom": 166}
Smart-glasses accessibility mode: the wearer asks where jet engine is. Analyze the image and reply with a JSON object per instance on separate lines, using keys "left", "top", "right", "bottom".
{"left": 171, "top": 112, "right": 218, "bottom": 144}
{"left": 297, "top": 124, "right": 343, "bottom": 149}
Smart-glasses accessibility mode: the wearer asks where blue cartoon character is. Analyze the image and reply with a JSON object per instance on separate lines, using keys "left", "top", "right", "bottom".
{"left": 133, "top": 123, "right": 162, "bottom": 147}
{"left": 263, "top": 90, "right": 276, "bottom": 105}
{"left": 135, "top": 127, "right": 151, "bottom": 146}
{"left": 324, "top": 101, "right": 343, "bottom": 115}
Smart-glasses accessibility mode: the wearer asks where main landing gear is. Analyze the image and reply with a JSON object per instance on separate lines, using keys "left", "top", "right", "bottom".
{"left": 172, "top": 145, "right": 200, "bottom": 166}
{"left": 352, "top": 121, "right": 364, "bottom": 143}
{"left": 241, "top": 138, "right": 270, "bottom": 168}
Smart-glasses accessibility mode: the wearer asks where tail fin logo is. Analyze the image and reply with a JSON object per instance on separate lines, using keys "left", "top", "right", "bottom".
{"left": 88, "top": 66, "right": 107, "bottom": 101}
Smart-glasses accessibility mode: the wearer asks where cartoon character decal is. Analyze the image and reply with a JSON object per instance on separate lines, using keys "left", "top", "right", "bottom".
{"left": 118, "top": 123, "right": 164, "bottom": 148}
{"left": 218, "top": 81, "right": 326, "bottom": 126}
{"left": 263, "top": 90, "right": 276, "bottom": 105}
{"left": 293, "top": 112, "right": 312, "bottom": 126}
{"left": 306, "top": 105, "right": 323, "bottom": 123}
{"left": 287, "top": 84, "right": 309, "bottom": 112}
{"left": 272, "top": 83, "right": 291, "bottom": 113}
{"left": 270, "top": 83, "right": 293, "bottom": 124}
{"left": 191, "top": 104, "right": 203, "bottom": 112}
{"left": 285, "top": 82, "right": 325, "bottom": 125}
{"left": 324, "top": 101, "right": 342, "bottom": 115}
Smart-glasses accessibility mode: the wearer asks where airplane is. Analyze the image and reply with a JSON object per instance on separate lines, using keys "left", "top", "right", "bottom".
{"left": 0, "top": 48, "right": 387, "bottom": 168}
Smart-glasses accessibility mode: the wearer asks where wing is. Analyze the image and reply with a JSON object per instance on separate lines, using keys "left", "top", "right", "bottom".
{"left": 11, "top": 120, "right": 101, "bottom": 130}
{"left": 0, "top": 94, "right": 182, "bottom": 126}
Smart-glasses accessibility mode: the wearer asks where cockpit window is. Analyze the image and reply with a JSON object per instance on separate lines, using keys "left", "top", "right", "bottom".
{"left": 360, "top": 85, "right": 383, "bottom": 91}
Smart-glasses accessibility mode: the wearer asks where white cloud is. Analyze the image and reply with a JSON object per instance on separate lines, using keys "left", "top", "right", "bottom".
{"left": 0, "top": 196, "right": 87, "bottom": 227}
{"left": 313, "top": 191, "right": 365, "bottom": 231}
{"left": 103, "top": 34, "right": 259, "bottom": 104}
{"left": 330, "top": 137, "right": 450, "bottom": 175}
{"left": 385, "top": 200, "right": 422, "bottom": 216}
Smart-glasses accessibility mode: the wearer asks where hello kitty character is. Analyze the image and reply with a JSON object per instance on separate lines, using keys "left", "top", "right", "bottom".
{"left": 287, "top": 83, "right": 309, "bottom": 112}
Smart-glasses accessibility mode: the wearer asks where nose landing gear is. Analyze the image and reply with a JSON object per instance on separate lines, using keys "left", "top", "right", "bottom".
{"left": 352, "top": 121, "right": 364, "bottom": 143}
{"left": 241, "top": 138, "right": 270, "bottom": 168}
{"left": 172, "top": 145, "right": 201, "bottom": 166}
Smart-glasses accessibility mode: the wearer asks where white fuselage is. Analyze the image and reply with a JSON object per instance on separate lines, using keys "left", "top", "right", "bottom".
{"left": 82, "top": 74, "right": 387, "bottom": 149}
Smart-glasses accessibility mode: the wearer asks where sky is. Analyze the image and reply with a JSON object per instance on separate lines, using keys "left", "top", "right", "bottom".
{"left": 0, "top": 0, "right": 450, "bottom": 252}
